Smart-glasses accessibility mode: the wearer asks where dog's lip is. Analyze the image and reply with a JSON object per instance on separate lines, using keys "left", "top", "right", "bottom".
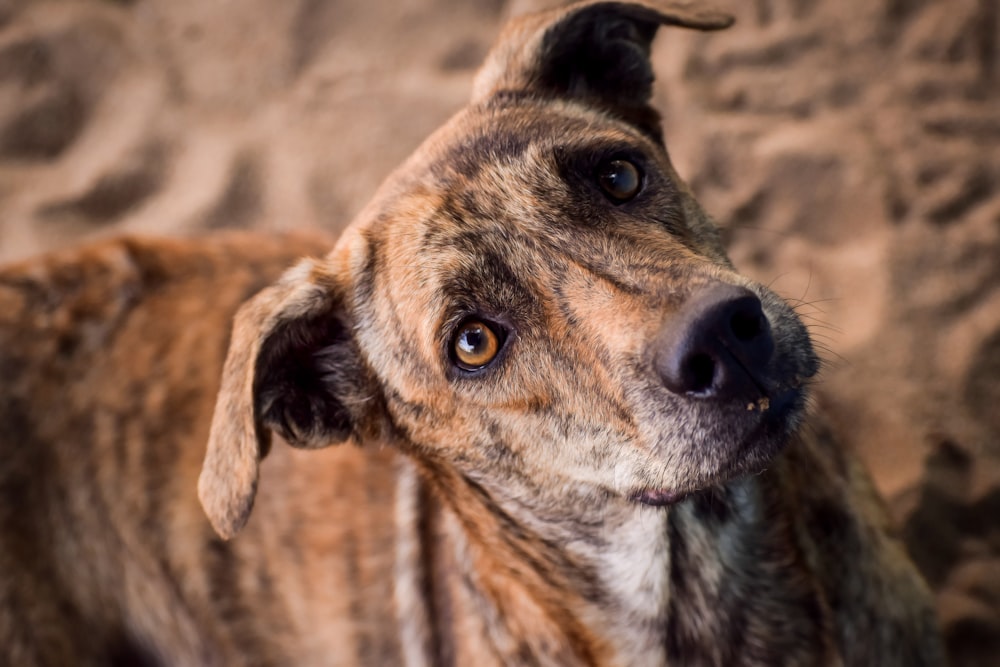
{"left": 629, "top": 385, "right": 806, "bottom": 509}
{"left": 630, "top": 488, "right": 690, "bottom": 507}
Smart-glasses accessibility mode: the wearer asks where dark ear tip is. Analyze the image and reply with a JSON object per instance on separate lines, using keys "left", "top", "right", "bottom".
{"left": 696, "top": 12, "right": 736, "bottom": 31}
{"left": 659, "top": 6, "right": 734, "bottom": 31}
{"left": 583, "top": 2, "right": 735, "bottom": 32}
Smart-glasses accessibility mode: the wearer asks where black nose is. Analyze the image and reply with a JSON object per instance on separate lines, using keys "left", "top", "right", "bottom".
{"left": 655, "top": 284, "right": 775, "bottom": 400}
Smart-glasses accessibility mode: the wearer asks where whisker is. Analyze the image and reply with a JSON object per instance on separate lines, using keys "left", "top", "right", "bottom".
{"left": 806, "top": 331, "right": 842, "bottom": 344}
{"left": 798, "top": 271, "right": 814, "bottom": 304}
{"left": 802, "top": 323, "right": 843, "bottom": 337}
{"left": 765, "top": 272, "right": 792, "bottom": 290}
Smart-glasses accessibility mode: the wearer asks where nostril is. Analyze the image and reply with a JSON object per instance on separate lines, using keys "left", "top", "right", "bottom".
{"left": 684, "top": 353, "right": 716, "bottom": 394}
{"left": 730, "top": 309, "right": 764, "bottom": 343}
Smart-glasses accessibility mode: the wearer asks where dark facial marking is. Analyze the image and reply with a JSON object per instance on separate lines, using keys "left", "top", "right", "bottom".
{"left": 438, "top": 245, "right": 540, "bottom": 348}
{"left": 431, "top": 125, "right": 533, "bottom": 182}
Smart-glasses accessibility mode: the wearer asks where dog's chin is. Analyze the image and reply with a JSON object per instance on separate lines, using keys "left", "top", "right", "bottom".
{"left": 630, "top": 387, "right": 806, "bottom": 509}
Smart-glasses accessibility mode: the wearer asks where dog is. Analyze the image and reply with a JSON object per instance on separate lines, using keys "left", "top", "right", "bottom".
{"left": 0, "top": 1, "right": 944, "bottom": 665}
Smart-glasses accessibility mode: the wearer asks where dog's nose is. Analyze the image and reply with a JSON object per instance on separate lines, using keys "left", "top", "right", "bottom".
{"left": 655, "top": 284, "right": 775, "bottom": 400}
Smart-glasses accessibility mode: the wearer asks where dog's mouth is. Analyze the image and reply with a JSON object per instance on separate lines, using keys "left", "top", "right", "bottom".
{"left": 632, "top": 488, "right": 689, "bottom": 507}
{"left": 629, "top": 384, "right": 807, "bottom": 508}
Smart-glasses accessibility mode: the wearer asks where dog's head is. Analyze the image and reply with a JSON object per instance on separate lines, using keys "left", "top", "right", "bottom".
{"left": 200, "top": 0, "right": 819, "bottom": 539}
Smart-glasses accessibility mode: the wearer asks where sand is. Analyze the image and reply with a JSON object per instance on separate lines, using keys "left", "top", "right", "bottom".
{"left": 1, "top": 0, "right": 997, "bottom": 663}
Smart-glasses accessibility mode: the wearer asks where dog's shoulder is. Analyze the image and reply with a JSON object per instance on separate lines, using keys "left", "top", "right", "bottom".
{"left": 0, "top": 229, "right": 334, "bottom": 484}
{"left": 0, "top": 230, "right": 334, "bottom": 382}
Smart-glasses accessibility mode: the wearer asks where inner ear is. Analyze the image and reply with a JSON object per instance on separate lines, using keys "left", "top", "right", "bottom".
{"left": 472, "top": 0, "right": 733, "bottom": 140}
{"left": 540, "top": 9, "right": 663, "bottom": 137}
{"left": 254, "top": 298, "right": 361, "bottom": 450}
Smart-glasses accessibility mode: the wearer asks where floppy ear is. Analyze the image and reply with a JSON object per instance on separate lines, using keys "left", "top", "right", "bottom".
{"left": 198, "top": 259, "right": 378, "bottom": 539}
{"left": 472, "top": 0, "right": 733, "bottom": 140}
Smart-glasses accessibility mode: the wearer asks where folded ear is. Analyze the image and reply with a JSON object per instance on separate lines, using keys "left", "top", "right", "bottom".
{"left": 198, "top": 259, "right": 378, "bottom": 539}
{"left": 472, "top": 0, "right": 733, "bottom": 140}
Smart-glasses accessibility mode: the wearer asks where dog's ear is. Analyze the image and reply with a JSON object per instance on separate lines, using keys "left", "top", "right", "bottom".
{"left": 198, "top": 259, "right": 377, "bottom": 539}
{"left": 472, "top": 0, "right": 733, "bottom": 139}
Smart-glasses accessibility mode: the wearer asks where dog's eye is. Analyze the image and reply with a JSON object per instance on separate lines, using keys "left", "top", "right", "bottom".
{"left": 596, "top": 159, "right": 642, "bottom": 202}
{"left": 452, "top": 320, "right": 502, "bottom": 371}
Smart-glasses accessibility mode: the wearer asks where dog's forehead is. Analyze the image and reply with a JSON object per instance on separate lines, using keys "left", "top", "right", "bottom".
{"left": 344, "top": 96, "right": 708, "bottom": 296}
{"left": 354, "top": 100, "right": 674, "bottom": 273}
{"left": 359, "top": 98, "right": 675, "bottom": 251}
{"left": 425, "top": 98, "right": 662, "bottom": 185}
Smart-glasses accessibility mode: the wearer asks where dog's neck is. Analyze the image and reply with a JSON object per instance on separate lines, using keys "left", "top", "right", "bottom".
{"left": 402, "top": 455, "right": 671, "bottom": 666}
{"left": 400, "top": 437, "right": 836, "bottom": 667}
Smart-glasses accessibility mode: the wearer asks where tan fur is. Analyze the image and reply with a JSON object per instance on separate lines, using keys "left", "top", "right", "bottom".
{"left": 1, "top": 2, "right": 943, "bottom": 666}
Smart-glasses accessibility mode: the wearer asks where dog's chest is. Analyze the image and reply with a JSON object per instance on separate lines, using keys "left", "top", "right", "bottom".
{"left": 662, "top": 486, "right": 839, "bottom": 666}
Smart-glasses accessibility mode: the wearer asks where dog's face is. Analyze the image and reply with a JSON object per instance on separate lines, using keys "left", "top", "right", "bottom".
{"left": 199, "top": 0, "right": 819, "bottom": 538}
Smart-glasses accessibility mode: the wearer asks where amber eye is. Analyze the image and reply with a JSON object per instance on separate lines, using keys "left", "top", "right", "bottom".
{"left": 596, "top": 159, "right": 642, "bottom": 202}
{"left": 452, "top": 320, "right": 502, "bottom": 371}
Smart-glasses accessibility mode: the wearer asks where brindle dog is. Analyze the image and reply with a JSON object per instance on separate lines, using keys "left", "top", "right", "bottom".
{"left": 0, "top": 1, "right": 943, "bottom": 665}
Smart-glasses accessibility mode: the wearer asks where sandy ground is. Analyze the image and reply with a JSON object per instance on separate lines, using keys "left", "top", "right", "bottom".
{"left": 1, "top": 0, "right": 998, "bottom": 663}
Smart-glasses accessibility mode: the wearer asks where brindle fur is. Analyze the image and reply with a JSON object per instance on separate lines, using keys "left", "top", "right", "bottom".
{"left": 0, "top": 2, "right": 943, "bottom": 665}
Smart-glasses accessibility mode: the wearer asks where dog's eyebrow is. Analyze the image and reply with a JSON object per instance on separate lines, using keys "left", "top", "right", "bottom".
{"left": 436, "top": 240, "right": 542, "bottom": 327}
{"left": 428, "top": 103, "right": 604, "bottom": 180}
{"left": 431, "top": 126, "right": 535, "bottom": 181}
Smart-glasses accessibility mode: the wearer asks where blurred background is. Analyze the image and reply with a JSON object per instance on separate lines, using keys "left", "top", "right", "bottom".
{"left": 0, "top": 0, "right": 997, "bottom": 663}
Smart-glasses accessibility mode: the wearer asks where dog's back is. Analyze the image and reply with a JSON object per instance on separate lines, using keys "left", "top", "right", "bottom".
{"left": 0, "top": 232, "right": 388, "bottom": 665}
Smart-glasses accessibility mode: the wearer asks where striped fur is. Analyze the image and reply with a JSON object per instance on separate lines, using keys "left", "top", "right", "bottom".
{"left": 0, "top": 2, "right": 943, "bottom": 665}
